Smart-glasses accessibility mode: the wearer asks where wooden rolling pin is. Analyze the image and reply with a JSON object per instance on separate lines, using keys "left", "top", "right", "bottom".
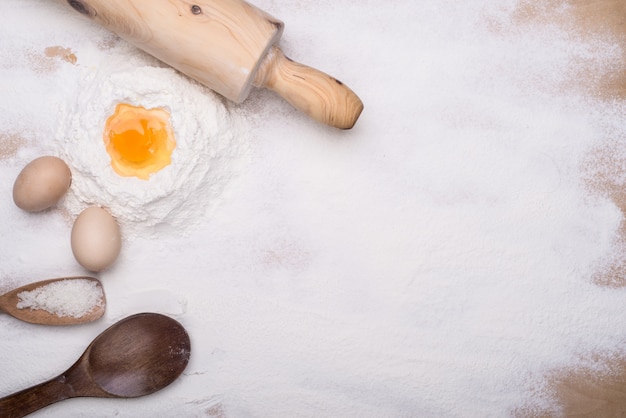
{"left": 62, "top": 0, "right": 363, "bottom": 129}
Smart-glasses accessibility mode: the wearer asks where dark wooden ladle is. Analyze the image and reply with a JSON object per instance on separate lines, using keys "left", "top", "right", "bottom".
{"left": 0, "top": 313, "right": 191, "bottom": 418}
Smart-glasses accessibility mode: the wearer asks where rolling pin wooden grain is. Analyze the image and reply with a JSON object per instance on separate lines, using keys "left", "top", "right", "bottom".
{"left": 62, "top": 0, "right": 363, "bottom": 129}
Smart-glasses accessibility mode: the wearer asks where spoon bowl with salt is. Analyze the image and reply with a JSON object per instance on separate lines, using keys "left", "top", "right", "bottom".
{"left": 0, "top": 313, "right": 191, "bottom": 418}
{"left": 0, "top": 277, "right": 105, "bottom": 325}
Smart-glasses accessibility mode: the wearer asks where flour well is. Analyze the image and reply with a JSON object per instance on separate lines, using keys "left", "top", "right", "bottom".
{"left": 57, "top": 62, "right": 250, "bottom": 239}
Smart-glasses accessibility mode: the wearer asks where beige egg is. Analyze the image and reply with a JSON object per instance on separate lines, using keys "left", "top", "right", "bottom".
{"left": 71, "top": 206, "right": 122, "bottom": 272}
{"left": 13, "top": 156, "right": 72, "bottom": 212}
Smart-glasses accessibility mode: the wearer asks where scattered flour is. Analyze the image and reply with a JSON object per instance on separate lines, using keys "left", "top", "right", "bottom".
{"left": 56, "top": 61, "right": 251, "bottom": 239}
{"left": 17, "top": 278, "right": 104, "bottom": 318}
{"left": 2, "top": 0, "right": 626, "bottom": 416}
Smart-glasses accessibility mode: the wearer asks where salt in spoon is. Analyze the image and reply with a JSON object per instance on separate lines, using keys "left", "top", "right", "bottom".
{"left": 0, "top": 312, "right": 191, "bottom": 418}
{"left": 0, "top": 276, "right": 105, "bottom": 325}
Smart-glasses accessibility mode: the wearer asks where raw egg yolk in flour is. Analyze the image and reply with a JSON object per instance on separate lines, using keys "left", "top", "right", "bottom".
{"left": 103, "top": 103, "right": 176, "bottom": 180}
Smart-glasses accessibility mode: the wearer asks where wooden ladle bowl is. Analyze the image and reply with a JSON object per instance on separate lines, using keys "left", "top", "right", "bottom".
{"left": 0, "top": 313, "right": 191, "bottom": 417}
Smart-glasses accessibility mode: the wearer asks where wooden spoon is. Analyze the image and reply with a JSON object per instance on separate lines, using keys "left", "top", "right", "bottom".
{"left": 0, "top": 313, "right": 191, "bottom": 418}
{"left": 0, "top": 277, "right": 105, "bottom": 325}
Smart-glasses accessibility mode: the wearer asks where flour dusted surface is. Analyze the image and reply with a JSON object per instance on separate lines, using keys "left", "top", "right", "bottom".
{"left": 3, "top": 0, "right": 626, "bottom": 416}
{"left": 57, "top": 62, "right": 250, "bottom": 239}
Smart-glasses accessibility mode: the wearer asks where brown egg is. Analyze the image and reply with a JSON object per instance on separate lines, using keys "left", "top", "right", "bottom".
{"left": 13, "top": 156, "right": 72, "bottom": 212}
{"left": 71, "top": 206, "right": 122, "bottom": 272}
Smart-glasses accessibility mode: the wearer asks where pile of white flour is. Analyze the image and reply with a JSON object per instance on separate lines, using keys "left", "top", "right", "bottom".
{"left": 57, "top": 57, "right": 250, "bottom": 239}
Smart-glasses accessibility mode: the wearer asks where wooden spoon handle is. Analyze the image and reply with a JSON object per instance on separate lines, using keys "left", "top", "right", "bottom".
{"left": 0, "top": 376, "right": 71, "bottom": 418}
{"left": 254, "top": 46, "right": 363, "bottom": 129}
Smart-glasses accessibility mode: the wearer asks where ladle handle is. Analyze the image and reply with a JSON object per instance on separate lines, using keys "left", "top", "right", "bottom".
{"left": 0, "top": 376, "right": 72, "bottom": 418}
{"left": 254, "top": 46, "right": 364, "bottom": 129}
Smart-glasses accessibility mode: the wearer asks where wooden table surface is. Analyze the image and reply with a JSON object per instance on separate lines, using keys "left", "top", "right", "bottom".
{"left": 516, "top": 1, "right": 626, "bottom": 416}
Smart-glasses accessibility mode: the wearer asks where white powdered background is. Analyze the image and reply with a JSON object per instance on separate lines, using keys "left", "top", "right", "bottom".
{"left": 1, "top": 0, "right": 626, "bottom": 417}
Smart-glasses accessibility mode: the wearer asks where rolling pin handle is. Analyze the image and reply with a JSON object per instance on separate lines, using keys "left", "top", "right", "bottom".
{"left": 254, "top": 46, "right": 363, "bottom": 129}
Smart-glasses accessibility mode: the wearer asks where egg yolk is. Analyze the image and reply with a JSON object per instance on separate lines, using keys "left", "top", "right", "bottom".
{"left": 103, "top": 103, "right": 176, "bottom": 180}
